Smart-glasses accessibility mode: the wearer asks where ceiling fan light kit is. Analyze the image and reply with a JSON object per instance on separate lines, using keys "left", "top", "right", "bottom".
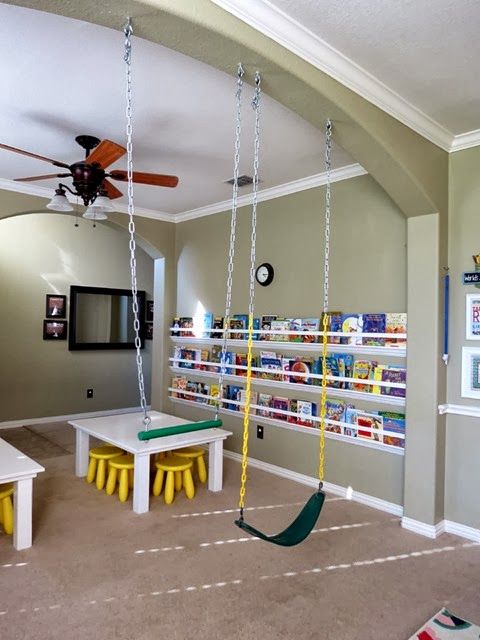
{"left": 1, "top": 133, "right": 179, "bottom": 223}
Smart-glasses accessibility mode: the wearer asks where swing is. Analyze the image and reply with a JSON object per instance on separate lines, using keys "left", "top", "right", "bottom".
{"left": 120, "top": 20, "right": 224, "bottom": 442}
{"left": 225, "top": 67, "right": 334, "bottom": 546}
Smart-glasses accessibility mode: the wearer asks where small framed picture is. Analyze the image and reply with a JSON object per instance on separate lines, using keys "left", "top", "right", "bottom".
{"left": 461, "top": 346, "right": 480, "bottom": 398}
{"left": 466, "top": 293, "right": 480, "bottom": 339}
{"left": 145, "top": 322, "right": 153, "bottom": 339}
{"left": 46, "top": 294, "right": 67, "bottom": 319}
{"left": 146, "top": 300, "right": 154, "bottom": 322}
{"left": 43, "top": 320, "right": 68, "bottom": 340}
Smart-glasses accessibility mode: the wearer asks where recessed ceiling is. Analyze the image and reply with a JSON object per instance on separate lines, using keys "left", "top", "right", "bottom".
{"left": 0, "top": 3, "right": 353, "bottom": 216}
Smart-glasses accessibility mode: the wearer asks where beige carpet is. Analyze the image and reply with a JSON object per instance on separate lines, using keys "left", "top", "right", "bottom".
{"left": 0, "top": 422, "right": 479, "bottom": 640}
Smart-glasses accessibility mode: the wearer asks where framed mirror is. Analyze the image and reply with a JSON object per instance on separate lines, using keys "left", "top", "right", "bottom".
{"left": 69, "top": 285, "right": 146, "bottom": 351}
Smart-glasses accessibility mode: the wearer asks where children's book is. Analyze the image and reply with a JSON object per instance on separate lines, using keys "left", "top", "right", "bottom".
{"left": 172, "top": 346, "right": 182, "bottom": 368}
{"left": 272, "top": 396, "right": 289, "bottom": 420}
{"left": 343, "top": 406, "right": 358, "bottom": 437}
{"left": 226, "top": 385, "right": 242, "bottom": 411}
{"left": 356, "top": 411, "right": 383, "bottom": 442}
{"left": 228, "top": 318, "right": 245, "bottom": 340}
{"left": 211, "top": 316, "right": 224, "bottom": 339}
{"left": 325, "top": 399, "right": 346, "bottom": 433}
{"left": 179, "top": 317, "right": 194, "bottom": 337}
{"left": 175, "top": 376, "right": 188, "bottom": 400}
{"left": 289, "top": 358, "right": 312, "bottom": 385}
{"left": 326, "top": 312, "right": 343, "bottom": 344}
{"left": 194, "top": 348, "right": 210, "bottom": 370}
{"left": 372, "top": 365, "right": 387, "bottom": 394}
{"left": 351, "top": 359, "right": 374, "bottom": 392}
{"left": 253, "top": 317, "right": 261, "bottom": 341}
{"left": 257, "top": 393, "right": 273, "bottom": 417}
{"left": 179, "top": 348, "right": 197, "bottom": 369}
{"left": 200, "top": 312, "right": 214, "bottom": 338}
{"left": 260, "top": 352, "right": 283, "bottom": 381}
{"left": 238, "top": 390, "right": 258, "bottom": 414}
{"left": 281, "top": 358, "right": 291, "bottom": 382}
{"left": 196, "top": 383, "right": 210, "bottom": 403}
{"left": 287, "top": 399, "right": 298, "bottom": 424}
{"left": 323, "top": 355, "right": 341, "bottom": 388}
{"left": 171, "top": 317, "right": 181, "bottom": 337}
{"left": 385, "top": 312, "right": 407, "bottom": 346}
{"left": 235, "top": 353, "right": 248, "bottom": 376}
{"left": 362, "top": 313, "right": 386, "bottom": 346}
{"left": 301, "top": 317, "right": 320, "bottom": 343}
{"left": 220, "top": 351, "right": 235, "bottom": 374}
{"left": 297, "top": 400, "right": 317, "bottom": 427}
{"left": 336, "top": 353, "right": 354, "bottom": 388}
{"left": 260, "top": 315, "right": 277, "bottom": 341}
{"left": 270, "top": 319, "right": 290, "bottom": 342}
{"left": 209, "top": 345, "right": 222, "bottom": 372}
{"left": 233, "top": 314, "right": 249, "bottom": 339}
{"left": 289, "top": 318, "right": 303, "bottom": 343}
{"left": 380, "top": 367, "right": 406, "bottom": 397}
{"left": 209, "top": 384, "right": 221, "bottom": 408}
{"left": 341, "top": 313, "right": 363, "bottom": 345}
{"left": 379, "top": 412, "right": 405, "bottom": 448}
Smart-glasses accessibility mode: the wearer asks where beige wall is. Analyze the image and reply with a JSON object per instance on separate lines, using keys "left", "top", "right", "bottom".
{"left": 445, "top": 147, "right": 480, "bottom": 528}
{"left": 173, "top": 174, "right": 407, "bottom": 505}
{"left": 0, "top": 212, "right": 154, "bottom": 422}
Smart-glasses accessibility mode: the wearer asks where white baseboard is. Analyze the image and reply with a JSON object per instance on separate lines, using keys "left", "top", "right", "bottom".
{"left": 223, "top": 450, "right": 403, "bottom": 517}
{"left": 0, "top": 406, "right": 150, "bottom": 429}
{"left": 402, "top": 516, "right": 480, "bottom": 542}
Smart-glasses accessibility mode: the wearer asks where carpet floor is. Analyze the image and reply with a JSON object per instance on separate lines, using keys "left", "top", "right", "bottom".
{"left": 0, "top": 422, "right": 479, "bottom": 640}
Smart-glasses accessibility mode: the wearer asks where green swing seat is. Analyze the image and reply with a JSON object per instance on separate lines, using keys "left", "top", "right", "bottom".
{"left": 234, "top": 489, "right": 326, "bottom": 547}
{"left": 137, "top": 419, "right": 223, "bottom": 441}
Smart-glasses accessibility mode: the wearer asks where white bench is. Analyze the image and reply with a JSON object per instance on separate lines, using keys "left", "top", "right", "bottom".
{"left": 0, "top": 438, "right": 45, "bottom": 550}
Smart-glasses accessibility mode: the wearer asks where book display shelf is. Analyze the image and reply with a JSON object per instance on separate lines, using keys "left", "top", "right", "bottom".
{"left": 168, "top": 312, "right": 407, "bottom": 456}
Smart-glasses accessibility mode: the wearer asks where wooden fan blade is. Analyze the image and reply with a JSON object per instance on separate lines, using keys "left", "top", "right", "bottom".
{"left": 0, "top": 143, "right": 70, "bottom": 168}
{"left": 86, "top": 140, "right": 126, "bottom": 169}
{"left": 15, "top": 173, "right": 71, "bottom": 182}
{"left": 102, "top": 179, "right": 123, "bottom": 200}
{"left": 109, "top": 170, "right": 179, "bottom": 188}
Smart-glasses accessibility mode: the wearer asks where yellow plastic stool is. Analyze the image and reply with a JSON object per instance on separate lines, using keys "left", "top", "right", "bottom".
{"left": 87, "top": 445, "right": 124, "bottom": 491}
{"left": 106, "top": 455, "right": 135, "bottom": 502}
{"left": 174, "top": 446, "right": 208, "bottom": 483}
{"left": 153, "top": 455, "right": 195, "bottom": 505}
{"left": 0, "top": 483, "right": 14, "bottom": 535}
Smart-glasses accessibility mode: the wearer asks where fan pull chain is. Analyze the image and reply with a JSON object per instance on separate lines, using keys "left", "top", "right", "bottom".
{"left": 123, "top": 18, "right": 151, "bottom": 431}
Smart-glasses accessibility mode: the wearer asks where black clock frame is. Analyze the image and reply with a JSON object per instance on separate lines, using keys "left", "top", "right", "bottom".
{"left": 255, "top": 262, "right": 274, "bottom": 287}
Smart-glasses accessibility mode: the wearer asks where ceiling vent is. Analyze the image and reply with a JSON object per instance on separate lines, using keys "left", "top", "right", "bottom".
{"left": 225, "top": 174, "right": 254, "bottom": 187}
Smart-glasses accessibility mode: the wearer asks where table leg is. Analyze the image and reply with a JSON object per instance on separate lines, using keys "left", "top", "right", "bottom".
{"left": 75, "top": 429, "right": 90, "bottom": 477}
{"left": 13, "top": 478, "right": 33, "bottom": 551}
{"left": 133, "top": 454, "right": 150, "bottom": 514}
{"left": 208, "top": 440, "right": 224, "bottom": 492}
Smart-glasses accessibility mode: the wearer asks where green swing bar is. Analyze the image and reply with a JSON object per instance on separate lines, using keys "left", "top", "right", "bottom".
{"left": 137, "top": 419, "right": 222, "bottom": 441}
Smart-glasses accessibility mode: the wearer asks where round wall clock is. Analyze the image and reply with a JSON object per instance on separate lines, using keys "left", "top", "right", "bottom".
{"left": 255, "top": 263, "right": 274, "bottom": 287}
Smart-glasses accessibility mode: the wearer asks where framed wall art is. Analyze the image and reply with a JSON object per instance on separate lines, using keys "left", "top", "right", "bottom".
{"left": 465, "top": 293, "right": 480, "bottom": 340}
{"left": 461, "top": 346, "right": 480, "bottom": 399}
{"left": 46, "top": 294, "right": 67, "bottom": 319}
{"left": 43, "top": 320, "right": 68, "bottom": 341}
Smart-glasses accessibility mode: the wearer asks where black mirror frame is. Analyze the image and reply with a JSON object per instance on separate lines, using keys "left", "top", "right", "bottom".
{"left": 68, "top": 285, "right": 146, "bottom": 351}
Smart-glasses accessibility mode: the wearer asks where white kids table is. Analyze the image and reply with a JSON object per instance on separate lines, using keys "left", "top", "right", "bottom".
{"left": 0, "top": 438, "right": 45, "bottom": 550}
{"left": 69, "top": 411, "right": 232, "bottom": 514}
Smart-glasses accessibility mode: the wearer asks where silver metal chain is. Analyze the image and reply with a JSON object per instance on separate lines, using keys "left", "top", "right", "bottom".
{"left": 323, "top": 120, "right": 333, "bottom": 313}
{"left": 247, "top": 72, "right": 261, "bottom": 317}
{"left": 124, "top": 18, "right": 151, "bottom": 430}
{"left": 216, "top": 63, "right": 244, "bottom": 418}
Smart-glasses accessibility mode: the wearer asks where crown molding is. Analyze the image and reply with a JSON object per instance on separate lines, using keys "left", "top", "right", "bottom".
{"left": 211, "top": 0, "right": 458, "bottom": 151}
{"left": 0, "top": 178, "right": 174, "bottom": 222}
{"left": 450, "top": 129, "right": 480, "bottom": 153}
{"left": 175, "top": 162, "right": 367, "bottom": 222}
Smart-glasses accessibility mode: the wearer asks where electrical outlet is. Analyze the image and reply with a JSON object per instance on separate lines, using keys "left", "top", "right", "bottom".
{"left": 257, "top": 425, "right": 264, "bottom": 439}
{"left": 86, "top": 388, "right": 94, "bottom": 399}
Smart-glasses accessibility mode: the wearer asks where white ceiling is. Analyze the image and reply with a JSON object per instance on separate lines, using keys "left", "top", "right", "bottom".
{"left": 0, "top": 3, "right": 353, "bottom": 217}
{"left": 213, "top": 0, "right": 480, "bottom": 150}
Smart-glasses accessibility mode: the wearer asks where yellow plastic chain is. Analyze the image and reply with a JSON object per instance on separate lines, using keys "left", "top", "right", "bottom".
{"left": 238, "top": 313, "right": 255, "bottom": 511}
{"left": 318, "top": 312, "right": 329, "bottom": 483}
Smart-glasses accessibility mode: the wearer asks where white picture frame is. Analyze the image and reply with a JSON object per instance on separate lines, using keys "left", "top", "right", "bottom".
{"left": 461, "top": 346, "right": 480, "bottom": 399}
{"left": 465, "top": 293, "right": 480, "bottom": 340}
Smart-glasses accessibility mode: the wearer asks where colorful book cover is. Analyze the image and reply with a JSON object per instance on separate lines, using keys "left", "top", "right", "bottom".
{"left": 270, "top": 319, "right": 290, "bottom": 342}
{"left": 341, "top": 313, "right": 363, "bottom": 345}
{"left": 209, "top": 384, "right": 220, "bottom": 408}
{"left": 179, "top": 348, "right": 197, "bottom": 369}
{"left": 289, "top": 358, "right": 312, "bottom": 385}
{"left": 272, "top": 396, "right": 289, "bottom": 420}
{"left": 336, "top": 353, "right": 354, "bottom": 388}
{"left": 196, "top": 383, "right": 210, "bottom": 403}
{"left": 324, "top": 399, "right": 345, "bottom": 433}
{"left": 211, "top": 316, "right": 224, "bottom": 339}
{"left": 287, "top": 399, "right": 298, "bottom": 424}
{"left": 200, "top": 312, "right": 214, "bottom": 338}
{"left": 356, "top": 412, "right": 383, "bottom": 442}
{"left": 260, "top": 315, "right": 277, "bottom": 341}
{"left": 257, "top": 393, "right": 273, "bottom": 417}
{"left": 228, "top": 318, "right": 245, "bottom": 340}
{"left": 311, "top": 358, "right": 322, "bottom": 387}
{"left": 194, "top": 348, "right": 210, "bottom": 370}
{"left": 351, "top": 359, "right": 374, "bottom": 392}
{"left": 344, "top": 406, "right": 358, "bottom": 437}
{"left": 297, "top": 400, "right": 317, "bottom": 427}
{"left": 179, "top": 317, "right": 194, "bottom": 337}
{"left": 385, "top": 312, "right": 407, "bottom": 346}
{"left": 226, "top": 385, "right": 242, "bottom": 411}
{"left": 209, "top": 345, "right": 222, "bottom": 372}
{"left": 289, "top": 318, "right": 303, "bottom": 342}
{"left": 323, "top": 355, "right": 341, "bottom": 388}
{"left": 362, "top": 313, "right": 386, "bottom": 346}
{"left": 372, "top": 365, "right": 387, "bottom": 394}
{"left": 233, "top": 314, "right": 249, "bottom": 339}
{"left": 235, "top": 353, "right": 248, "bottom": 376}
{"left": 327, "top": 312, "right": 343, "bottom": 344}
{"left": 301, "top": 317, "right": 320, "bottom": 343}
{"left": 176, "top": 376, "right": 188, "bottom": 400}
{"left": 172, "top": 346, "right": 182, "bottom": 368}
{"left": 379, "top": 412, "right": 405, "bottom": 448}
{"left": 380, "top": 367, "right": 406, "bottom": 397}
{"left": 281, "top": 357, "right": 291, "bottom": 382}
{"left": 171, "top": 317, "right": 181, "bottom": 337}
{"left": 260, "top": 352, "right": 283, "bottom": 381}
{"left": 238, "top": 390, "right": 258, "bottom": 414}
{"left": 253, "top": 317, "right": 261, "bottom": 341}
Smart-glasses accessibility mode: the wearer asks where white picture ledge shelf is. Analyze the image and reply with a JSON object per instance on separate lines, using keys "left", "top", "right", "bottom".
{"left": 438, "top": 403, "right": 480, "bottom": 418}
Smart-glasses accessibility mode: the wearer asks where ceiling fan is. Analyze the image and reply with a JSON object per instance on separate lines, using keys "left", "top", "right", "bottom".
{"left": 0, "top": 134, "right": 179, "bottom": 218}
